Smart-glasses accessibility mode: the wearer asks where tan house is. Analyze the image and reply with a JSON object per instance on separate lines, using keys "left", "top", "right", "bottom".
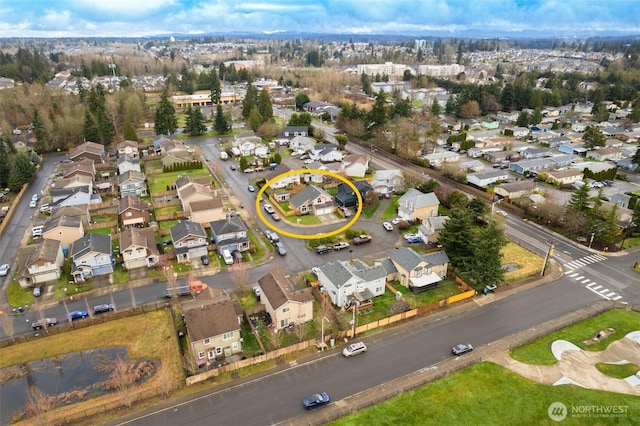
{"left": 545, "top": 169, "right": 584, "bottom": 186}
{"left": 178, "top": 184, "right": 215, "bottom": 214}
{"left": 176, "top": 175, "right": 212, "bottom": 190}
{"left": 340, "top": 154, "right": 369, "bottom": 178}
{"left": 385, "top": 247, "right": 449, "bottom": 294}
{"left": 493, "top": 181, "right": 537, "bottom": 200}
{"left": 257, "top": 272, "right": 313, "bottom": 330}
{"left": 289, "top": 185, "right": 335, "bottom": 216}
{"left": 42, "top": 215, "right": 84, "bottom": 250}
{"left": 396, "top": 188, "right": 440, "bottom": 223}
{"left": 117, "top": 140, "right": 140, "bottom": 158}
{"left": 50, "top": 204, "right": 90, "bottom": 226}
{"left": 68, "top": 141, "right": 105, "bottom": 164}
{"left": 119, "top": 227, "right": 160, "bottom": 269}
{"left": 183, "top": 298, "right": 243, "bottom": 367}
{"left": 53, "top": 174, "right": 93, "bottom": 193}
{"left": 190, "top": 197, "right": 225, "bottom": 225}
{"left": 119, "top": 195, "right": 150, "bottom": 227}
{"left": 585, "top": 147, "right": 624, "bottom": 161}
{"left": 60, "top": 159, "right": 96, "bottom": 179}
{"left": 18, "top": 239, "right": 64, "bottom": 288}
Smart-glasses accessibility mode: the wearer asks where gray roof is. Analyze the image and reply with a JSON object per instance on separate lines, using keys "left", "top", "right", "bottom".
{"left": 209, "top": 218, "right": 247, "bottom": 236}
{"left": 290, "top": 185, "right": 328, "bottom": 208}
{"left": 170, "top": 220, "right": 206, "bottom": 242}
{"left": 320, "top": 260, "right": 385, "bottom": 289}
{"left": 397, "top": 188, "right": 440, "bottom": 212}
{"left": 388, "top": 247, "right": 426, "bottom": 272}
{"left": 71, "top": 233, "right": 111, "bottom": 259}
{"left": 422, "top": 250, "right": 450, "bottom": 266}
{"left": 375, "top": 257, "right": 397, "bottom": 275}
{"left": 51, "top": 185, "right": 90, "bottom": 200}
{"left": 43, "top": 215, "right": 82, "bottom": 234}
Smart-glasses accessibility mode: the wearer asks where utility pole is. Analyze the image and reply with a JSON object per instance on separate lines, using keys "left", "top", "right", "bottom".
{"left": 321, "top": 317, "right": 330, "bottom": 351}
{"left": 541, "top": 242, "right": 555, "bottom": 276}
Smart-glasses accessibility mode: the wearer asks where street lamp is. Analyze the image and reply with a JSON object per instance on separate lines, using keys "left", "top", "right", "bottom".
{"left": 491, "top": 198, "right": 502, "bottom": 220}
{"left": 321, "top": 316, "right": 330, "bottom": 352}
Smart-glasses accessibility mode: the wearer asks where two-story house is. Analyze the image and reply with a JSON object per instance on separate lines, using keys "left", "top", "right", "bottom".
{"left": 53, "top": 175, "right": 94, "bottom": 193}
{"left": 265, "top": 164, "right": 300, "bottom": 189}
{"left": 370, "top": 169, "right": 404, "bottom": 196}
{"left": 68, "top": 141, "right": 105, "bottom": 164}
{"left": 190, "top": 197, "right": 226, "bottom": 225}
{"left": 117, "top": 155, "right": 142, "bottom": 175}
{"left": 316, "top": 260, "right": 387, "bottom": 308}
{"left": 119, "top": 227, "right": 160, "bottom": 270}
{"left": 42, "top": 215, "right": 85, "bottom": 250}
{"left": 289, "top": 185, "right": 334, "bottom": 216}
{"left": 60, "top": 159, "right": 96, "bottom": 180}
{"left": 340, "top": 154, "right": 369, "bottom": 178}
{"left": 51, "top": 186, "right": 92, "bottom": 209}
{"left": 309, "top": 145, "right": 344, "bottom": 163}
{"left": 333, "top": 181, "right": 372, "bottom": 208}
{"left": 183, "top": 298, "right": 243, "bottom": 367}
{"left": 118, "top": 170, "right": 147, "bottom": 198}
{"left": 417, "top": 216, "right": 449, "bottom": 244}
{"left": 170, "top": 220, "right": 208, "bottom": 263}
{"left": 119, "top": 195, "right": 150, "bottom": 227}
{"left": 257, "top": 272, "right": 314, "bottom": 330}
{"left": 18, "top": 239, "right": 64, "bottom": 288}
{"left": 396, "top": 188, "right": 440, "bottom": 223}
{"left": 385, "top": 247, "right": 449, "bottom": 294}
{"left": 70, "top": 233, "right": 113, "bottom": 282}
{"left": 117, "top": 140, "right": 140, "bottom": 158}
{"left": 209, "top": 218, "right": 250, "bottom": 255}
{"left": 177, "top": 179, "right": 216, "bottom": 214}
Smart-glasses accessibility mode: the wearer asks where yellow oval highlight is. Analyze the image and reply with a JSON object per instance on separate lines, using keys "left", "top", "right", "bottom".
{"left": 255, "top": 168, "right": 363, "bottom": 240}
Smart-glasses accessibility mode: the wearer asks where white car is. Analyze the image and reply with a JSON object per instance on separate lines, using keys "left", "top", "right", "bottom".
{"left": 312, "top": 267, "right": 321, "bottom": 275}
{"left": 403, "top": 233, "right": 420, "bottom": 240}
{"left": 391, "top": 217, "right": 402, "bottom": 225}
{"left": 342, "top": 342, "right": 367, "bottom": 357}
{"left": 264, "top": 204, "right": 275, "bottom": 214}
{"left": 382, "top": 222, "right": 393, "bottom": 231}
{"left": 29, "top": 200, "right": 37, "bottom": 208}
{"left": 0, "top": 264, "right": 9, "bottom": 277}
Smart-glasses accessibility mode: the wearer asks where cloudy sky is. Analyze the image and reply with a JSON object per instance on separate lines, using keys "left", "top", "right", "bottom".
{"left": 0, "top": 0, "right": 639, "bottom": 38}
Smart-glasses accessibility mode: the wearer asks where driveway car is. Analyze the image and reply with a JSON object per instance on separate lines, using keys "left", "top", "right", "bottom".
{"left": 275, "top": 242, "right": 287, "bottom": 256}
{"left": 69, "top": 310, "right": 88, "bottom": 321}
{"left": 316, "top": 245, "right": 332, "bottom": 254}
{"left": 201, "top": 255, "right": 210, "bottom": 266}
{"left": 264, "top": 204, "right": 275, "bottom": 214}
{"left": 452, "top": 343, "right": 474, "bottom": 356}
{"left": 312, "top": 267, "right": 321, "bottom": 275}
{"left": 0, "top": 264, "right": 9, "bottom": 277}
{"left": 40, "top": 204, "right": 51, "bottom": 213}
{"left": 248, "top": 185, "right": 255, "bottom": 192}
{"left": 33, "top": 286, "right": 43, "bottom": 297}
{"left": 271, "top": 213, "right": 281, "bottom": 221}
{"left": 342, "top": 341, "right": 367, "bottom": 357}
{"left": 93, "top": 304, "right": 114, "bottom": 314}
{"left": 403, "top": 233, "right": 420, "bottom": 241}
{"left": 391, "top": 217, "right": 402, "bottom": 225}
{"left": 406, "top": 236, "right": 423, "bottom": 244}
{"left": 303, "top": 392, "right": 330, "bottom": 409}
{"left": 382, "top": 222, "right": 393, "bottom": 231}
{"left": 333, "top": 242, "right": 350, "bottom": 251}
{"left": 31, "top": 318, "right": 58, "bottom": 330}
{"left": 29, "top": 200, "right": 37, "bottom": 208}
{"left": 252, "top": 286, "right": 261, "bottom": 298}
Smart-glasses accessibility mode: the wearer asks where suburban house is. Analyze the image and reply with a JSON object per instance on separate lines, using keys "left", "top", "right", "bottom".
{"left": 117, "top": 155, "right": 142, "bottom": 175}
{"left": 396, "top": 188, "right": 440, "bottom": 223}
{"left": 493, "top": 181, "right": 537, "bottom": 200}
{"left": 309, "top": 144, "right": 344, "bottom": 162}
{"left": 257, "top": 272, "right": 314, "bottom": 330}
{"left": 117, "top": 140, "right": 140, "bottom": 158}
{"left": 177, "top": 183, "right": 216, "bottom": 214}
{"left": 170, "top": 220, "right": 208, "bottom": 263}
{"left": 53, "top": 174, "right": 94, "bottom": 193}
{"left": 70, "top": 233, "right": 113, "bottom": 282}
{"left": 278, "top": 126, "right": 309, "bottom": 139}
{"left": 289, "top": 185, "right": 335, "bottom": 216}
{"left": 190, "top": 197, "right": 226, "bottom": 225}
{"left": 265, "top": 164, "right": 300, "bottom": 189}
{"left": 152, "top": 135, "right": 171, "bottom": 155}
{"left": 289, "top": 136, "right": 316, "bottom": 152}
{"left": 60, "top": 159, "right": 96, "bottom": 179}
{"left": 340, "top": 154, "right": 369, "bottom": 178}
{"left": 183, "top": 298, "right": 244, "bottom": 367}
{"left": 119, "top": 195, "right": 150, "bottom": 227}
{"left": 119, "top": 227, "right": 160, "bottom": 270}
{"left": 42, "top": 215, "right": 84, "bottom": 250}
{"left": 50, "top": 204, "right": 90, "bottom": 226}
{"left": 19, "top": 239, "right": 64, "bottom": 288}
{"left": 418, "top": 216, "right": 449, "bottom": 244}
{"left": 118, "top": 170, "right": 147, "bottom": 198}
{"left": 209, "top": 218, "right": 250, "bottom": 255}
{"left": 423, "top": 151, "right": 460, "bottom": 168}
{"left": 586, "top": 147, "right": 624, "bottom": 161}
{"left": 161, "top": 151, "right": 194, "bottom": 168}
{"left": 385, "top": 247, "right": 449, "bottom": 294}
{"left": 370, "top": 169, "right": 404, "bottom": 196}
{"left": 315, "top": 260, "right": 387, "bottom": 308}
{"left": 68, "top": 141, "right": 105, "bottom": 164}
{"left": 51, "top": 186, "right": 92, "bottom": 208}
{"left": 467, "top": 170, "right": 511, "bottom": 188}
{"left": 302, "top": 100, "right": 341, "bottom": 120}
{"left": 333, "top": 181, "right": 372, "bottom": 208}
{"left": 544, "top": 169, "right": 584, "bottom": 187}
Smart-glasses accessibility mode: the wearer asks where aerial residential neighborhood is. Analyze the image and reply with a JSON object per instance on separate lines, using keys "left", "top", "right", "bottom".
{"left": 1, "top": 3, "right": 640, "bottom": 424}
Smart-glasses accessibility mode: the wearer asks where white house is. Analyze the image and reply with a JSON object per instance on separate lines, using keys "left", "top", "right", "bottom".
{"left": 316, "top": 260, "right": 387, "bottom": 308}
{"left": 467, "top": 170, "right": 511, "bottom": 187}
{"left": 340, "top": 154, "right": 369, "bottom": 178}
{"left": 370, "top": 169, "right": 404, "bottom": 195}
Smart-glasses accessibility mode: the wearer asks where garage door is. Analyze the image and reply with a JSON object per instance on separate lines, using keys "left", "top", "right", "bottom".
{"left": 315, "top": 206, "right": 334, "bottom": 215}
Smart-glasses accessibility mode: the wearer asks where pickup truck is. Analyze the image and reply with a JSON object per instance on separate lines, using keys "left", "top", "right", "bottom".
{"left": 333, "top": 242, "right": 350, "bottom": 251}
{"left": 353, "top": 235, "right": 372, "bottom": 245}
{"left": 32, "top": 317, "right": 58, "bottom": 330}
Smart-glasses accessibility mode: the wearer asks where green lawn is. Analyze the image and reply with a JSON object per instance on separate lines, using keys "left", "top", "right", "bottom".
{"left": 285, "top": 214, "right": 320, "bottom": 225}
{"left": 6, "top": 281, "right": 32, "bottom": 308}
{"left": 387, "top": 280, "right": 462, "bottom": 308}
{"left": 277, "top": 201, "right": 291, "bottom": 212}
{"left": 330, "top": 361, "right": 640, "bottom": 426}
{"left": 86, "top": 227, "right": 113, "bottom": 235}
{"left": 596, "top": 362, "right": 639, "bottom": 379}
{"left": 146, "top": 168, "right": 210, "bottom": 194}
{"left": 380, "top": 196, "right": 399, "bottom": 220}
{"left": 510, "top": 309, "right": 640, "bottom": 365}
{"left": 362, "top": 201, "right": 380, "bottom": 219}
{"left": 160, "top": 220, "right": 179, "bottom": 230}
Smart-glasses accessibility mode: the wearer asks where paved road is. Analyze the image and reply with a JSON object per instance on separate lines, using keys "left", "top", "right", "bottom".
{"left": 111, "top": 273, "right": 600, "bottom": 426}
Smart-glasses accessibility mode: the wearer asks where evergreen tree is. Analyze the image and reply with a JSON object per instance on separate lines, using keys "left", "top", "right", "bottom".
{"left": 123, "top": 119, "right": 138, "bottom": 141}
{"left": 83, "top": 109, "right": 100, "bottom": 143}
{"left": 631, "top": 147, "right": 640, "bottom": 165}
{"left": 438, "top": 208, "right": 476, "bottom": 274}
{"left": 288, "top": 112, "right": 313, "bottom": 127}
{"left": 361, "top": 73, "right": 372, "bottom": 95}
{"left": 530, "top": 107, "right": 543, "bottom": 126}
{"left": 242, "top": 81, "right": 258, "bottom": 120}
{"left": 32, "top": 109, "right": 49, "bottom": 153}
{"left": 248, "top": 108, "right": 262, "bottom": 132}
{"left": 468, "top": 221, "right": 508, "bottom": 286}
{"left": 239, "top": 156, "right": 249, "bottom": 171}
{"left": 154, "top": 89, "right": 178, "bottom": 135}
{"left": 567, "top": 183, "right": 591, "bottom": 212}
{"left": 8, "top": 153, "right": 35, "bottom": 192}
{"left": 0, "top": 140, "right": 9, "bottom": 188}
{"left": 430, "top": 98, "right": 442, "bottom": 116}
{"left": 209, "top": 70, "right": 221, "bottom": 105}
{"left": 295, "top": 93, "right": 310, "bottom": 110}
{"left": 583, "top": 125, "right": 606, "bottom": 149}
{"left": 257, "top": 89, "right": 273, "bottom": 123}
{"left": 367, "top": 91, "right": 387, "bottom": 129}
{"left": 214, "top": 104, "right": 230, "bottom": 134}
{"left": 629, "top": 99, "right": 640, "bottom": 122}
{"left": 185, "top": 106, "right": 207, "bottom": 136}
{"left": 516, "top": 111, "right": 530, "bottom": 127}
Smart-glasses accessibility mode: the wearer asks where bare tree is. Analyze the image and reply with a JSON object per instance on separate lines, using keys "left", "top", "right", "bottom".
{"left": 0, "top": 314, "right": 15, "bottom": 342}
{"left": 182, "top": 350, "right": 198, "bottom": 376}
{"left": 267, "top": 328, "right": 285, "bottom": 350}
{"left": 109, "top": 355, "right": 136, "bottom": 409}
{"left": 25, "top": 383, "right": 55, "bottom": 426}
{"left": 292, "top": 322, "right": 309, "bottom": 342}
{"left": 154, "top": 360, "right": 174, "bottom": 398}
{"left": 231, "top": 265, "right": 250, "bottom": 294}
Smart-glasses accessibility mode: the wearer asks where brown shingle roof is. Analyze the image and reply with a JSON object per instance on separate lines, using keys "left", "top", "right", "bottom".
{"left": 119, "top": 227, "right": 158, "bottom": 255}
{"left": 258, "top": 272, "right": 313, "bottom": 310}
{"left": 183, "top": 299, "right": 242, "bottom": 341}
{"left": 119, "top": 195, "right": 149, "bottom": 214}
{"left": 190, "top": 197, "right": 223, "bottom": 213}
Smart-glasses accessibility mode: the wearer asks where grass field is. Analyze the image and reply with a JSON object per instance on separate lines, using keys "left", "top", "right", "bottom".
{"left": 501, "top": 242, "right": 544, "bottom": 283}
{"left": 510, "top": 309, "right": 640, "bottom": 365}
{"left": 330, "top": 361, "right": 640, "bottom": 426}
{"left": 596, "top": 362, "right": 640, "bottom": 379}
{"left": 146, "top": 168, "right": 210, "bottom": 194}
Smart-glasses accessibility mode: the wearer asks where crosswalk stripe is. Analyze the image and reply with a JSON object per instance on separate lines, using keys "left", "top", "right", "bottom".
{"left": 586, "top": 286, "right": 611, "bottom": 300}
{"left": 575, "top": 276, "right": 584, "bottom": 280}
{"left": 612, "top": 295, "right": 623, "bottom": 301}
{"left": 581, "top": 279, "right": 591, "bottom": 284}
{"left": 591, "top": 285, "right": 602, "bottom": 290}
{"left": 606, "top": 292, "right": 617, "bottom": 297}
{"left": 599, "top": 288, "right": 610, "bottom": 294}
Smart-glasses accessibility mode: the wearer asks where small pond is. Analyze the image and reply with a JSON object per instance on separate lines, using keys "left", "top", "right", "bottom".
{"left": 0, "top": 347, "right": 155, "bottom": 424}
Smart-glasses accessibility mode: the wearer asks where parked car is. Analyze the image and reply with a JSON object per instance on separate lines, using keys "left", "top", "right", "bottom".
{"left": 29, "top": 200, "right": 37, "bottom": 208}
{"left": 265, "top": 230, "right": 280, "bottom": 243}
{"left": 353, "top": 235, "right": 372, "bottom": 245}
{"left": 252, "top": 286, "right": 261, "bottom": 298}
{"left": 316, "top": 245, "right": 332, "bottom": 254}
{"left": 201, "top": 255, "right": 210, "bottom": 266}
{"left": 33, "top": 286, "right": 43, "bottom": 297}
{"left": 230, "top": 164, "right": 237, "bottom": 171}
{"left": 333, "top": 242, "right": 350, "bottom": 251}
{"left": 264, "top": 204, "right": 275, "bottom": 214}
{"left": 69, "top": 310, "right": 88, "bottom": 321}
{"left": 271, "top": 213, "right": 281, "bottom": 221}
{"left": 39, "top": 204, "right": 51, "bottom": 213}
{"left": 93, "top": 303, "right": 114, "bottom": 314}
{"left": 31, "top": 194, "right": 40, "bottom": 202}
{"left": 342, "top": 341, "right": 367, "bottom": 357}
{"left": 403, "top": 233, "right": 420, "bottom": 241}
{"left": 406, "top": 236, "right": 423, "bottom": 244}
{"left": 312, "top": 267, "right": 321, "bottom": 275}
{"left": 483, "top": 284, "right": 497, "bottom": 295}
{"left": 31, "top": 317, "right": 58, "bottom": 330}
{"left": 391, "top": 217, "right": 402, "bottom": 225}
{"left": 452, "top": 343, "right": 474, "bottom": 356}
{"left": 248, "top": 185, "right": 255, "bottom": 192}
{"left": 0, "top": 263, "right": 9, "bottom": 277}
{"left": 303, "top": 392, "right": 330, "bottom": 409}
{"left": 382, "top": 222, "right": 393, "bottom": 231}
{"left": 275, "top": 242, "right": 287, "bottom": 256}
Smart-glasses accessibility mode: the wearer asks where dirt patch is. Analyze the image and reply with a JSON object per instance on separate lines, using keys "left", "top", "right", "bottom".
{"left": 583, "top": 327, "right": 616, "bottom": 345}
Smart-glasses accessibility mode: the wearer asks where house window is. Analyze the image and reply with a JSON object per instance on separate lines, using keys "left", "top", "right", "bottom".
{"left": 413, "top": 267, "right": 423, "bottom": 277}
{"left": 207, "top": 350, "right": 215, "bottom": 359}
{"left": 280, "top": 318, "right": 289, "bottom": 327}
{"left": 215, "top": 347, "right": 222, "bottom": 355}
{"left": 222, "top": 331, "right": 234, "bottom": 340}
{"left": 232, "top": 342, "right": 239, "bottom": 350}
{"left": 376, "top": 286, "right": 383, "bottom": 293}
{"left": 204, "top": 338, "right": 211, "bottom": 345}
{"left": 125, "top": 212, "right": 132, "bottom": 217}
{"left": 198, "top": 351, "right": 205, "bottom": 359}
{"left": 282, "top": 307, "right": 290, "bottom": 313}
